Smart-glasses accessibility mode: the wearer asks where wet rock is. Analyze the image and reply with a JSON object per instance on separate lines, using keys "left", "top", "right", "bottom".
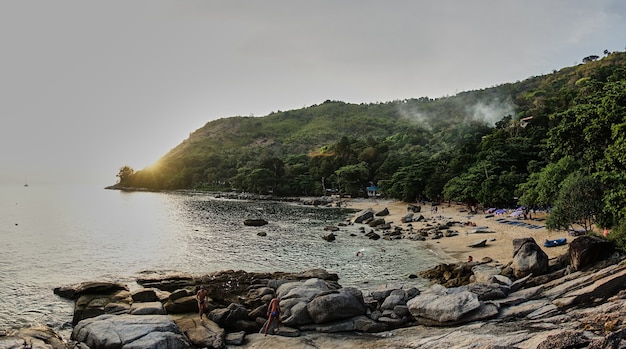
{"left": 353, "top": 209, "right": 374, "bottom": 223}
{"left": 322, "top": 232, "right": 336, "bottom": 242}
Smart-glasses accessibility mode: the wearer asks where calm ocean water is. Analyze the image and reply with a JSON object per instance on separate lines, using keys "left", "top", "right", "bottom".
{"left": 0, "top": 184, "right": 445, "bottom": 338}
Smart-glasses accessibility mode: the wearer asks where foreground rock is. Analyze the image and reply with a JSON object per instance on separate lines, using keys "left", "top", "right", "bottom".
{"left": 72, "top": 314, "right": 190, "bottom": 349}
{"left": 14, "top": 235, "right": 624, "bottom": 348}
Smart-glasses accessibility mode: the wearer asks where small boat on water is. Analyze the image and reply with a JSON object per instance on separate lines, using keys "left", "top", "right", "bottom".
{"left": 468, "top": 239, "right": 487, "bottom": 248}
{"left": 544, "top": 238, "right": 567, "bottom": 248}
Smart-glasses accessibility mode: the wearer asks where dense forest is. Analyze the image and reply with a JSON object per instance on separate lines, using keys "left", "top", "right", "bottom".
{"left": 113, "top": 51, "right": 626, "bottom": 246}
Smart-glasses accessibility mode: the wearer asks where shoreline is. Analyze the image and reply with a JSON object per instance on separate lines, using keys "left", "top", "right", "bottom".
{"left": 343, "top": 198, "right": 571, "bottom": 264}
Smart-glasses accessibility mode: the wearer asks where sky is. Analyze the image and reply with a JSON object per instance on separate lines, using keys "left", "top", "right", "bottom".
{"left": 1, "top": 1, "right": 625, "bottom": 186}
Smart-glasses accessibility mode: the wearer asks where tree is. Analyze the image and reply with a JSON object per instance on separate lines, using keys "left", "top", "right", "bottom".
{"left": 334, "top": 162, "right": 369, "bottom": 196}
{"left": 546, "top": 172, "right": 603, "bottom": 232}
{"left": 116, "top": 166, "right": 135, "bottom": 184}
{"left": 583, "top": 55, "right": 600, "bottom": 63}
{"left": 517, "top": 156, "right": 579, "bottom": 208}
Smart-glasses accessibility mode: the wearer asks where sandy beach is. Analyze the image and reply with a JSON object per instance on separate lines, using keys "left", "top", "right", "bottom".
{"left": 344, "top": 198, "right": 572, "bottom": 265}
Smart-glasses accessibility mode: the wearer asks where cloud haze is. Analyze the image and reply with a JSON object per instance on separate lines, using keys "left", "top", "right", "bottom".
{"left": 0, "top": 1, "right": 624, "bottom": 185}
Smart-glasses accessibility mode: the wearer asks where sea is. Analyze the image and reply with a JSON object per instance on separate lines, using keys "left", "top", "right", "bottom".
{"left": 0, "top": 183, "right": 446, "bottom": 339}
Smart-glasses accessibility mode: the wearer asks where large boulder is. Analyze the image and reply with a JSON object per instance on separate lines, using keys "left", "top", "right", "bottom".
{"left": 73, "top": 289, "right": 132, "bottom": 325}
{"left": 164, "top": 295, "right": 201, "bottom": 314}
{"left": 306, "top": 288, "right": 367, "bottom": 324}
{"left": 72, "top": 314, "right": 190, "bottom": 349}
{"left": 353, "top": 209, "right": 374, "bottom": 224}
{"left": 511, "top": 237, "right": 549, "bottom": 278}
{"left": 406, "top": 286, "right": 481, "bottom": 323}
{"left": 208, "top": 303, "right": 249, "bottom": 330}
{"left": 379, "top": 288, "right": 419, "bottom": 310}
{"left": 569, "top": 235, "right": 614, "bottom": 271}
{"left": 276, "top": 278, "right": 340, "bottom": 327}
{"left": 174, "top": 316, "right": 225, "bottom": 349}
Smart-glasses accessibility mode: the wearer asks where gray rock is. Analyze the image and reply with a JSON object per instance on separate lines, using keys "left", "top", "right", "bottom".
{"left": 280, "top": 300, "right": 312, "bottom": 327}
{"left": 208, "top": 303, "right": 249, "bottom": 330}
{"left": 511, "top": 238, "right": 549, "bottom": 278}
{"left": 407, "top": 288, "right": 481, "bottom": 323}
{"left": 131, "top": 288, "right": 159, "bottom": 302}
{"left": 1, "top": 325, "right": 66, "bottom": 349}
{"left": 129, "top": 301, "right": 166, "bottom": 315}
{"left": 307, "top": 288, "right": 366, "bottom": 324}
{"left": 103, "top": 302, "right": 130, "bottom": 315}
{"left": 393, "top": 304, "right": 410, "bottom": 317}
{"left": 73, "top": 290, "right": 132, "bottom": 325}
{"left": 553, "top": 266, "right": 626, "bottom": 308}
{"left": 354, "top": 315, "right": 389, "bottom": 333}
{"left": 498, "top": 299, "right": 551, "bottom": 319}
{"left": 54, "top": 281, "right": 129, "bottom": 300}
{"left": 174, "top": 315, "right": 225, "bottom": 349}
{"left": 225, "top": 331, "right": 245, "bottom": 345}
{"left": 509, "top": 273, "right": 533, "bottom": 293}
{"left": 536, "top": 330, "right": 590, "bottom": 349}
{"left": 466, "top": 283, "right": 508, "bottom": 301}
{"left": 526, "top": 304, "right": 559, "bottom": 320}
{"left": 569, "top": 235, "right": 614, "bottom": 271}
{"left": 164, "top": 295, "right": 198, "bottom": 314}
{"left": 380, "top": 289, "right": 407, "bottom": 310}
{"left": 472, "top": 264, "right": 502, "bottom": 283}
{"left": 71, "top": 314, "right": 190, "bottom": 349}
{"left": 490, "top": 275, "right": 513, "bottom": 287}
{"left": 135, "top": 271, "right": 195, "bottom": 292}
{"left": 169, "top": 288, "right": 192, "bottom": 301}
{"left": 353, "top": 209, "right": 374, "bottom": 224}
{"left": 315, "top": 318, "right": 357, "bottom": 333}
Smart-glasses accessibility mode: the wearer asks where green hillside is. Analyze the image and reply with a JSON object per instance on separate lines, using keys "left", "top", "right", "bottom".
{"left": 113, "top": 51, "right": 626, "bottom": 241}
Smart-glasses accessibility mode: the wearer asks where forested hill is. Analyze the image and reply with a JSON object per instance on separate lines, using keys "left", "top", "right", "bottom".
{"left": 113, "top": 51, "right": 626, "bottom": 237}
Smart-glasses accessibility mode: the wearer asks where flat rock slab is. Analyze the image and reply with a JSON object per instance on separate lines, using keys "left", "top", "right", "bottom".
{"left": 72, "top": 314, "right": 190, "bottom": 349}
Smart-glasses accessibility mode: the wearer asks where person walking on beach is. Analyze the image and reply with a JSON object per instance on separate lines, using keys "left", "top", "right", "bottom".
{"left": 264, "top": 297, "right": 281, "bottom": 336}
{"left": 196, "top": 286, "right": 208, "bottom": 321}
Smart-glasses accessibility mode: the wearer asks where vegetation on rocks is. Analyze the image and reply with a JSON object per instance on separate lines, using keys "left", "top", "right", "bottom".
{"left": 113, "top": 51, "right": 626, "bottom": 247}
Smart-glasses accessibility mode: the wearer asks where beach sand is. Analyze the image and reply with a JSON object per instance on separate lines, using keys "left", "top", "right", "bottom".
{"left": 344, "top": 198, "right": 572, "bottom": 264}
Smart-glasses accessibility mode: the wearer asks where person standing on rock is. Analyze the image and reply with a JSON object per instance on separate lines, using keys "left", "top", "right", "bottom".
{"left": 264, "top": 297, "right": 281, "bottom": 336}
{"left": 196, "top": 286, "right": 209, "bottom": 321}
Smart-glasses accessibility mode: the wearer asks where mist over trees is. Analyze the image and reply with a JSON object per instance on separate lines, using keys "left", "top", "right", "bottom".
{"left": 114, "top": 51, "right": 626, "bottom": 240}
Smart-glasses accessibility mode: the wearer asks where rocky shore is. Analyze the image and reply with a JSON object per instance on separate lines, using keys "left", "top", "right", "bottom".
{"left": 2, "top": 202, "right": 626, "bottom": 349}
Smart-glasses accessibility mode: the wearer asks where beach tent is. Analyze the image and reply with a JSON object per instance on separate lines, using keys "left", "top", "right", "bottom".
{"left": 510, "top": 210, "right": 524, "bottom": 218}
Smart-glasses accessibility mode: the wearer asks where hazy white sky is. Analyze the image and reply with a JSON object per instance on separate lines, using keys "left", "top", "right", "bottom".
{"left": 1, "top": 1, "right": 625, "bottom": 186}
